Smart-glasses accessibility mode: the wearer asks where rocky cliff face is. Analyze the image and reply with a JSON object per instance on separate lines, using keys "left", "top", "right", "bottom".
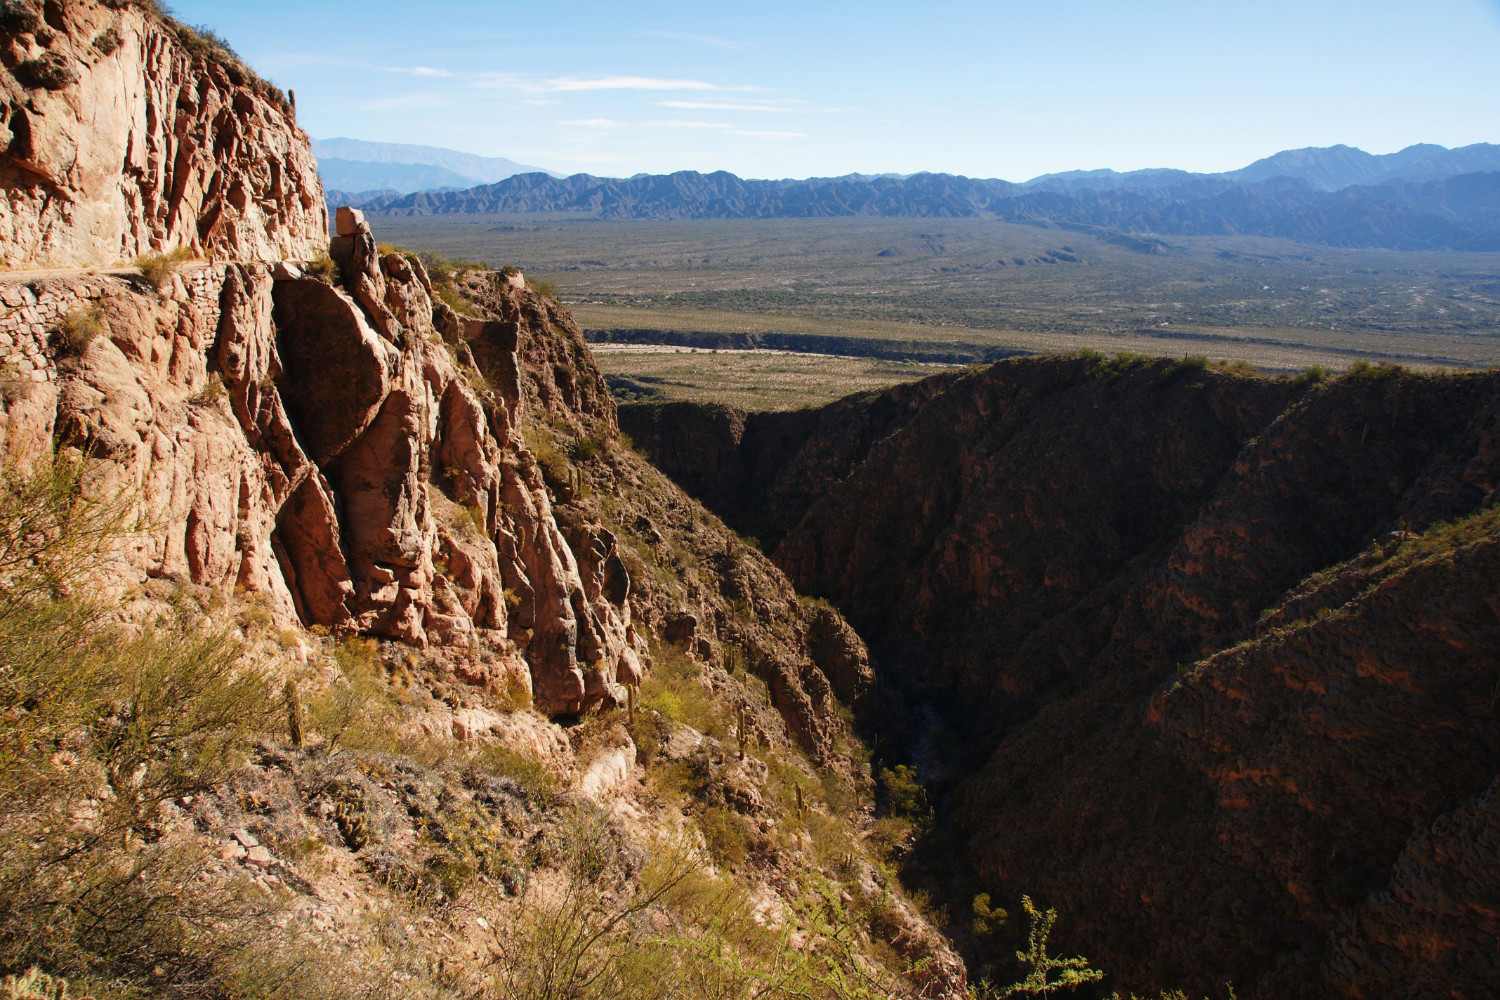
{"left": 0, "top": 7, "right": 970, "bottom": 996}
{"left": 0, "top": 0, "right": 325, "bottom": 267}
{"left": 0, "top": 211, "right": 871, "bottom": 758}
{"left": 623, "top": 358, "right": 1500, "bottom": 999}
{"left": 0, "top": 234, "right": 959, "bottom": 993}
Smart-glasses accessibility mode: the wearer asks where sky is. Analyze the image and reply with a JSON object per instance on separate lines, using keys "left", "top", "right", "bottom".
{"left": 170, "top": 0, "right": 1500, "bottom": 181}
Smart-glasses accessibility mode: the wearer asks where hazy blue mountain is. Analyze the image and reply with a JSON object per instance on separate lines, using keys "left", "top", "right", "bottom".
{"left": 1015, "top": 144, "right": 1500, "bottom": 193}
{"left": 333, "top": 141, "right": 1500, "bottom": 250}
{"left": 355, "top": 167, "right": 1500, "bottom": 251}
{"left": 1019, "top": 167, "right": 1199, "bottom": 192}
{"left": 1224, "top": 142, "right": 1500, "bottom": 191}
{"left": 317, "top": 158, "right": 475, "bottom": 194}
{"left": 311, "top": 138, "right": 555, "bottom": 193}
{"left": 323, "top": 188, "right": 401, "bottom": 208}
{"left": 1388, "top": 143, "right": 1500, "bottom": 182}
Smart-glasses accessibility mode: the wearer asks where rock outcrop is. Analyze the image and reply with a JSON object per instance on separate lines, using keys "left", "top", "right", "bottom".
{"left": 0, "top": 7, "right": 962, "bottom": 997}
{"left": 0, "top": 219, "right": 871, "bottom": 760}
{"left": 622, "top": 358, "right": 1500, "bottom": 999}
{"left": 0, "top": 0, "right": 325, "bottom": 267}
{"left": 8, "top": 231, "right": 629, "bottom": 715}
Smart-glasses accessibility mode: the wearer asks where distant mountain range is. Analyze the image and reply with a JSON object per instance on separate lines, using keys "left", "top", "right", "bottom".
{"left": 312, "top": 137, "right": 553, "bottom": 194}
{"left": 1018, "top": 143, "right": 1500, "bottom": 193}
{"left": 326, "top": 142, "right": 1500, "bottom": 251}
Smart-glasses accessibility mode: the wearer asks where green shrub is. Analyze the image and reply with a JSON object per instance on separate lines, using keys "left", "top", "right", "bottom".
{"left": 971, "top": 892, "right": 1010, "bottom": 938}
{"left": 1083, "top": 350, "right": 1152, "bottom": 381}
{"left": 877, "top": 763, "right": 930, "bottom": 826}
{"left": 474, "top": 743, "right": 558, "bottom": 810}
{"left": 697, "top": 806, "right": 752, "bottom": 867}
{"left": 0, "top": 454, "right": 282, "bottom": 984}
{"left": 1347, "top": 359, "right": 1402, "bottom": 381}
{"left": 573, "top": 436, "right": 605, "bottom": 462}
{"left": 1152, "top": 354, "right": 1210, "bottom": 388}
{"left": 999, "top": 895, "right": 1106, "bottom": 997}
{"left": 640, "top": 653, "right": 725, "bottom": 738}
{"left": 1292, "top": 364, "right": 1328, "bottom": 387}
{"left": 524, "top": 427, "right": 575, "bottom": 497}
{"left": 189, "top": 372, "right": 226, "bottom": 406}
{"left": 435, "top": 284, "right": 480, "bottom": 317}
{"left": 528, "top": 277, "right": 559, "bottom": 297}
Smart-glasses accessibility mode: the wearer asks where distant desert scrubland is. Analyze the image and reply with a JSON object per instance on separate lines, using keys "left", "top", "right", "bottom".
{"left": 377, "top": 214, "right": 1500, "bottom": 408}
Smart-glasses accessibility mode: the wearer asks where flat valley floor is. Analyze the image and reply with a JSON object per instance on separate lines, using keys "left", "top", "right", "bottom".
{"left": 377, "top": 214, "right": 1500, "bottom": 408}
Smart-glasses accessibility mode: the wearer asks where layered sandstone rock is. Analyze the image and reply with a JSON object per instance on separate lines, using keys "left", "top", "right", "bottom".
{"left": 0, "top": 0, "right": 325, "bottom": 267}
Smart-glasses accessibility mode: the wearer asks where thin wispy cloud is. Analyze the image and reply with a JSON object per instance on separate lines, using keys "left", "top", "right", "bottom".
{"left": 547, "top": 76, "right": 753, "bottom": 92}
{"left": 471, "top": 72, "right": 758, "bottom": 94}
{"left": 558, "top": 119, "right": 620, "bottom": 127}
{"left": 656, "top": 99, "right": 816, "bottom": 113}
{"left": 643, "top": 120, "right": 733, "bottom": 129}
{"left": 726, "top": 129, "right": 807, "bottom": 139}
{"left": 640, "top": 29, "right": 752, "bottom": 52}
{"left": 633, "top": 120, "right": 809, "bottom": 139}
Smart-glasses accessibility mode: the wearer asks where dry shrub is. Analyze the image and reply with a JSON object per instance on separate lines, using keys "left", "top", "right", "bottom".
{"left": 53, "top": 306, "right": 103, "bottom": 358}
{"left": 303, "top": 253, "right": 339, "bottom": 285}
{"left": 134, "top": 247, "right": 194, "bottom": 290}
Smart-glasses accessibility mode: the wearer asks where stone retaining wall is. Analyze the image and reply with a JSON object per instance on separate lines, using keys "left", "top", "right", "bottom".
{"left": 0, "top": 264, "right": 227, "bottom": 386}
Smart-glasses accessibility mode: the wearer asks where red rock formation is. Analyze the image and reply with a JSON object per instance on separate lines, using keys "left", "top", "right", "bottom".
{"left": 623, "top": 359, "right": 1500, "bottom": 999}
{"left": 0, "top": 0, "right": 325, "bottom": 267}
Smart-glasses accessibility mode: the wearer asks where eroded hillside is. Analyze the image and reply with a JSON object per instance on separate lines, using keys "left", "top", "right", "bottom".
{"left": 0, "top": 4, "right": 964, "bottom": 997}
{"left": 622, "top": 356, "right": 1500, "bottom": 999}
{"left": 0, "top": 0, "right": 326, "bottom": 267}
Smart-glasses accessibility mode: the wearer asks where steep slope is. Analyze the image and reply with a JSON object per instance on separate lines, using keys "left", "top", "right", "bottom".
{"left": 622, "top": 358, "right": 1500, "bottom": 999}
{"left": 0, "top": 200, "right": 867, "bottom": 755}
{"left": 0, "top": 8, "right": 970, "bottom": 995}
{"left": 0, "top": 0, "right": 326, "bottom": 267}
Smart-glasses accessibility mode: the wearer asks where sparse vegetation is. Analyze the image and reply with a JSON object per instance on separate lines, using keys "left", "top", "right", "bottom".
{"left": 573, "top": 436, "right": 605, "bottom": 462}
{"left": 0, "top": 0, "right": 41, "bottom": 34}
{"left": 134, "top": 246, "right": 194, "bottom": 290}
{"left": 995, "top": 896, "right": 1105, "bottom": 997}
{"left": 1346, "top": 358, "right": 1403, "bottom": 380}
{"left": 596, "top": 346, "right": 951, "bottom": 411}
{"left": 91, "top": 25, "right": 121, "bottom": 54}
{"left": 52, "top": 306, "right": 104, "bottom": 357}
{"left": 15, "top": 53, "right": 75, "bottom": 90}
{"left": 1291, "top": 363, "right": 1328, "bottom": 387}
{"left": 376, "top": 214, "right": 1500, "bottom": 373}
{"left": 303, "top": 252, "right": 339, "bottom": 284}
{"left": 189, "top": 372, "right": 227, "bottom": 406}
{"left": 0, "top": 450, "right": 289, "bottom": 993}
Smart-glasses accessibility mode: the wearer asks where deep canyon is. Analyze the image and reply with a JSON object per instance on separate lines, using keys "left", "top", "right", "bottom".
{"left": 0, "top": 3, "right": 1496, "bottom": 999}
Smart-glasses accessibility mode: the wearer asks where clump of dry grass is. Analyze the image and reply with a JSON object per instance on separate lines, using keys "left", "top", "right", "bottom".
{"left": 134, "top": 246, "right": 195, "bottom": 290}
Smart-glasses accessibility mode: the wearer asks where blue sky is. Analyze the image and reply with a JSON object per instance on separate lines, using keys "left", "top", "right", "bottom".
{"left": 172, "top": 0, "right": 1500, "bottom": 180}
